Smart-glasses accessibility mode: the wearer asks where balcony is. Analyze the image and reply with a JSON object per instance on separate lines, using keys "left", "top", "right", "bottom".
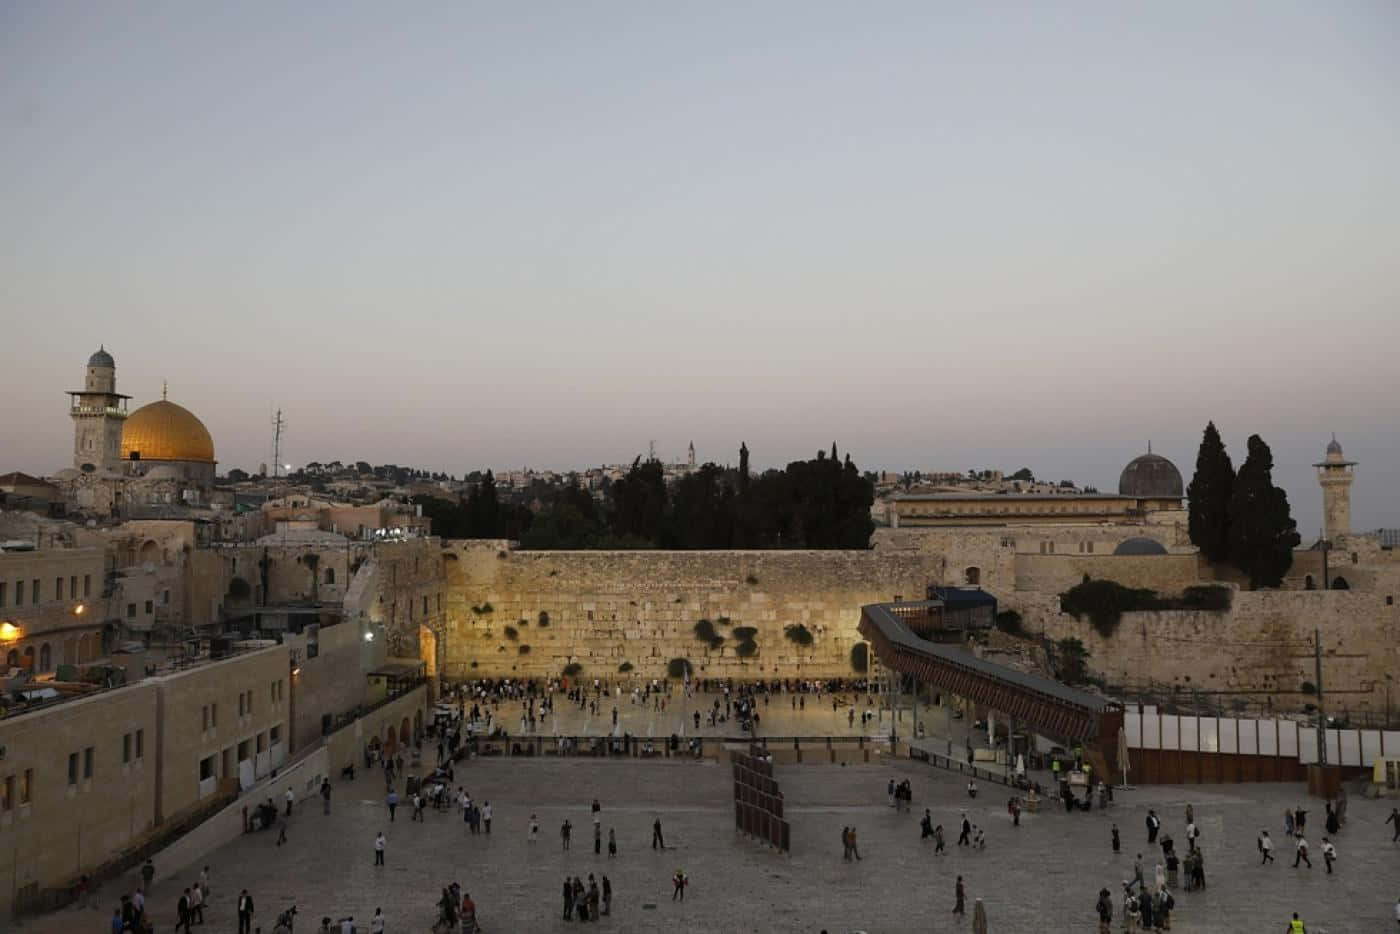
{"left": 69, "top": 405, "right": 128, "bottom": 418}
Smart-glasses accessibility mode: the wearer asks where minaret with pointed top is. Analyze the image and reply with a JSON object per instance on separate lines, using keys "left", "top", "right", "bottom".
{"left": 1314, "top": 435, "right": 1356, "bottom": 539}
{"left": 68, "top": 346, "right": 130, "bottom": 471}
{"left": 688, "top": 441, "right": 696, "bottom": 470}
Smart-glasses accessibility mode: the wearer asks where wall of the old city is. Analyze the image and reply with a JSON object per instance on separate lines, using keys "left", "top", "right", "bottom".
{"left": 1012, "top": 552, "right": 1200, "bottom": 592}
{"left": 436, "top": 542, "right": 943, "bottom": 681}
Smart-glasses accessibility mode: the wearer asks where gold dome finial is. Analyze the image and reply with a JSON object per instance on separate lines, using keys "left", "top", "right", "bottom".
{"left": 162, "top": 380, "right": 168, "bottom": 401}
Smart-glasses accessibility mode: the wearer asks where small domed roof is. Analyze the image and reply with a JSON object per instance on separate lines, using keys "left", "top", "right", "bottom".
{"left": 1113, "top": 536, "right": 1168, "bottom": 556}
{"left": 1119, "top": 450, "right": 1183, "bottom": 498}
{"left": 122, "top": 399, "right": 215, "bottom": 464}
{"left": 88, "top": 346, "right": 114, "bottom": 367}
{"left": 1325, "top": 436, "right": 1342, "bottom": 456}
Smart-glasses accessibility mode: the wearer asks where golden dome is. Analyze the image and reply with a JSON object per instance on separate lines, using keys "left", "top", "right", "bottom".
{"left": 121, "top": 399, "right": 216, "bottom": 464}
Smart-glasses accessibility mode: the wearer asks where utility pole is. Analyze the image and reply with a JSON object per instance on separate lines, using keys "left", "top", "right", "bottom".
{"left": 1314, "top": 627, "right": 1327, "bottom": 766}
{"left": 271, "top": 408, "right": 286, "bottom": 479}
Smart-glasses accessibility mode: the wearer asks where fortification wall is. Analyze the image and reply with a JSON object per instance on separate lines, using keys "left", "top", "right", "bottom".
{"left": 439, "top": 543, "right": 942, "bottom": 681}
{"left": 1009, "top": 589, "right": 1400, "bottom": 718}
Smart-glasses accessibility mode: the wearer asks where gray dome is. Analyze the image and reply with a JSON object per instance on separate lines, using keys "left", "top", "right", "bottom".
{"left": 1113, "top": 536, "right": 1168, "bottom": 556}
{"left": 88, "top": 346, "right": 114, "bottom": 367}
{"left": 1119, "top": 452, "right": 1183, "bottom": 498}
{"left": 1325, "top": 436, "right": 1343, "bottom": 456}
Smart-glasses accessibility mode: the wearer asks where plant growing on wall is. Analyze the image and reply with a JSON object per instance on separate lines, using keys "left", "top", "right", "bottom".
{"left": 518, "top": 644, "right": 531, "bottom": 655}
{"left": 518, "top": 618, "right": 529, "bottom": 627}
{"left": 1055, "top": 638, "right": 1090, "bottom": 685}
{"left": 994, "top": 610, "right": 1023, "bottom": 635}
{"left": 716, "top": 616, "right": 731, "bottom": 626}
{"left": 538, "top": 611, "right": 550, "bottom": 627}
{"left": 784, "top": 624, "right": 814, "bottom": 647}
{"left": 732, "top": 626, "right": 757, "bottom": 640}
{"left": 1061, "top": 581, "right": 1232, "bottom": 638}
{"left": 850, "top": 642, "right": 869, "bottom": 673}
{"left": 503, "top": 625, "right": 519, "bottom": 641}
{"left": 667, "top": 657, "right": 692, "bottom": 679}
{"left": 471, "top": 602, "right": 494, "bottom": 615}
{"left": 746, "top": 574, "right": 759, "bottom": 586}
{"left": 563, "top": 662, "right": 583, "bottom": 677}
{"left": 735, "top": 638, "right": 758, "bottom": 657}
{"left": 618, "top": 661, "right": 634, "bottom": 673}
{"left": 693, "top": 619, "right": 718, "bottom": 642}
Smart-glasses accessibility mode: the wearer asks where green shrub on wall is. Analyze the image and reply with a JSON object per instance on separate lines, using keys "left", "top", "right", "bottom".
{"left": 503, "top": 625, "right": 519, "bottom": 641}
{"left": 517, "top": 644, "right": 531, "bottom": 655}
{"left": 850, "top": 642, "right": 868, "bottom": 673}
{"left": 735, "top": 638, "right": 758, "bottom": 657}
{"left": 694, "top": 619, "right": 718, "bottom": 642}
{"left": 537, "top": 611, "right": 550, "bottom": 627}
{"left": 994, "top": 610, "right": 1023, "bottom": 634}
{"left": 667, "top": 657, "right": 692, "bottom": 679}
{"left": 563, "top": 662, "right": 583, "bottom": 677}
{"left": 732, "top": 626, "right": 757, "bottom": 641}
{"left": 1055, "top": 637, "right": 1090, "bottom": 684}
{"left": 618, "top": 661, "right": 634, "bottom": 673}
{"left": 1060, "top": 580, "right": 1231, "bottom": 638}
{"left": 784, "top": 624, "right": 814, "bottom": 646}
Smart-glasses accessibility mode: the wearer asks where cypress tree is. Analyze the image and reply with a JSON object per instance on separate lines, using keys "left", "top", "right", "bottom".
{"left": 1187, "top": 421, "right": 1234, "bottom": 563}
{"left": 1227, "top": 435, "right": 1301, "bottom": 588}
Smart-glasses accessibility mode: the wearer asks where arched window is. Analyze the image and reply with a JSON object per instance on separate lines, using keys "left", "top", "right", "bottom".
{"left": 1332, "top": 576, "right": 1350, "bottom": 590}
{"left": 325, "top": 567, "right": 335, "bottom": 585}
{"left": 964, "top": 566, "right": 981, "bottom": 586}
{"left": 77, "top": 634, "right": 91, "bottom": 663}
{"left": 22, "top": 646, "right": 35, "bottom": 669}
{"left": 5, "top": 649, "right": 17, "bottom": 668}
{"left": 39, "top": 643, "right": 51, "bottom": 671}
{"left": 1304, "top": 575, "right": 1315, "bottom": 591}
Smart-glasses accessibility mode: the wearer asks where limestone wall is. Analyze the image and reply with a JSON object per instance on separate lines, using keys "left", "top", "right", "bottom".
{"left": 1011, "top": 589, "right": 1400, "bottom": 718}
{"left": 438, "top": 543, "right": 942, "bottom": 681}
{"left": 1012, "top": 553, "right": 1200, "bottom": 592}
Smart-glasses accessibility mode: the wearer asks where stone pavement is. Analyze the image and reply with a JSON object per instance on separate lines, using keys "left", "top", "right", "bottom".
{"left": 27, "top": 753, "right": 1399, "bottom": 933}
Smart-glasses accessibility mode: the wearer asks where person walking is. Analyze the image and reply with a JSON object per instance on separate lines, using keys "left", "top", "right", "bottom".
{"left": 177, "top": 888, "right": 192, "bottom": 934}
{"left": 887, "top": 778, "right": 896, "bottom": 807}
{"left": 321, "top": 780, "right": 332, "bottom": 815}
{"left": 236, "top": 890, "right": 254, "bottom": 934}
{"left": 848, "top": 826, "right": 862, "bottom": 860}
{"left": 1293, "top": 835, "right": 1311, "bottom": 868}
{"left": 276, "top": 813, "right": 288, "bottom": 846}
{"left": 284, "top": 787, "right": 295, "bottom": 817}
{"left": 1146, "top": 810, "right": 1160, "bottom": 844}
{"left": 189, "top": 880, "right": 204, "bottom": 925}
{"left": 1386, "top": 807, "right": 1399, "bottom": 842}
{"left": 933, "top": 824, "right": 946, "bottom": 854}
{"left": 608, "top": 828, "right": 617, "bottom": 857}
{"left": 958, "top": 813, "right": 971, "bottom": 846}
{"left": 1260, "top": 830, "right": 1276, "bottom": 864}
{"left": 601, "top": 875, "right": 612, "bottom": 916}
{"left": 952, "top": 876, "right": 966, "bottom": 915}
{"left": 374, "top": 831, "right": 385, "bottom": 866}
{"left": 529, "top": 814, "right": 539, "bottom": 843}
{"left": 1133, "top": 854, "right": 1144, "bottom": 892}
{"left": 370, "top": 907, "right": 385, "bottom": 934}
{"left": 1321, "top": 838, "right": 1337, "bottom": 874}
{"left": 563, "top": 877, "right": 575, "bottom": 920}
{"left": 1112, "top": 823, "right": 1121, "bottom": 853}
{"left": 562, "top": 819, "right": 572, "bottom": 851}
{"left": 482, "top": 801, "right": 492, "bottom": 834}
{"left": 1288, "top": 912, "right": 1306, "bottom": 932}
{"left": 594, "top": 822, "right": 602, "bottom": 855}
{"left": 671, "top": 869, "right": 687, "bottom": 901}
{"left": 652, "top": 817, "right": 665, "bottom": 849}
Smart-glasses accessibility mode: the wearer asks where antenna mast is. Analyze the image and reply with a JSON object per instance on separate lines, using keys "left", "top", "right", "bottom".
{"left": 271, "top": 408, "right": 286, "bottom": 478}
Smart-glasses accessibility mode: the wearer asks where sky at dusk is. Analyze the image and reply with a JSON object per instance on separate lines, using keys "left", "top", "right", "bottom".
{"left": 3, "top": 2, "right": 1397, "bottom": 535}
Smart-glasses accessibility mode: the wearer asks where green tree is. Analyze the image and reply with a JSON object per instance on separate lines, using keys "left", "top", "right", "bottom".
{"left": 608, "top": 457, "right": 668, "bottom": 543}
{"left": 1010, "top": 467, "right": 1034, "bottom": 482}
{"left": 1187, "top": 421, "right": 1234, "bottom": 563}
{"left": 1227, "top": 435, "right": 1301, "bottom": 587}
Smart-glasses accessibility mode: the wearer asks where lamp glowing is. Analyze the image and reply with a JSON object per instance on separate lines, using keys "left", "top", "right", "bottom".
{"left": 72, "top": 603, "right": 85, "bottom": 616}
{"left": 363, "top": 631, "right": 375, "bottom": 642}
{"left": 0, "top": 622, "right": 19, "bottom": 641}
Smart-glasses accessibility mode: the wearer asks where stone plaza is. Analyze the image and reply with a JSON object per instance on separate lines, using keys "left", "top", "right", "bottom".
{"left": 27, "top": 731, "right": 1399, "bottom": 933}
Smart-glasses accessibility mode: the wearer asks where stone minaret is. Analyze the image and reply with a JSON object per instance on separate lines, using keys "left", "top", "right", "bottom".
{"left": 688, "top": 441, "right": 696, "bottom": 470}
{"left": 1314, "top": 435, "right": 1355, "bottom": 539}
{"left": 67, "top": 346, "right": 129, "bottom": 471}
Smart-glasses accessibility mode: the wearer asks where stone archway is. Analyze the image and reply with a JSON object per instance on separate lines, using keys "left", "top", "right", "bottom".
{"left": 383, "top": 724, "right": 398, "bottom": 758}
{"left": 964, "top": 566, "right": 981, "bottom": 586}
{"left": 1331, "top": 576, "right": 1350, "bottom": 590}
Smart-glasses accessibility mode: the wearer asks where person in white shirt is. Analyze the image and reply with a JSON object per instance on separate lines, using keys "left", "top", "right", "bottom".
{"left": 1321, "top": 837, "right": 1337, "bottom": 874}
{"left": 370, "top": 907, "right": 385, "bottom": 933}
{"left": 374, "top": 831, "right": 385, "bottom": 866}
{"left": 482, "top": 801, "right": 493, "bottom": 834}
{"left": 285, "top": 787, "right": 295, "bottom": 817}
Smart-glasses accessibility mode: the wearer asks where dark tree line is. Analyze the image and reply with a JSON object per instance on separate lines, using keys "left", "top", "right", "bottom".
{"left": 1187, "top": 423, "right": 1300, "bottom": 588}
{"left": 416, "top": 444, "right": 875, "bottom": 550}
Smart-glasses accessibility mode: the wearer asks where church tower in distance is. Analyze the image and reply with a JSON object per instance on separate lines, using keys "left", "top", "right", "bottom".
{"left": 68, "top": 346, "right": 130, "bottom": 472}
{"left": 1314, "top": 435, "right": 1355, "bottom": 540}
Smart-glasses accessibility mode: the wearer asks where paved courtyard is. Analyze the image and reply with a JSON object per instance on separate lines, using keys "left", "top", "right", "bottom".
{"left": 28, "top": 750, "right": 1400, "bottom": 933}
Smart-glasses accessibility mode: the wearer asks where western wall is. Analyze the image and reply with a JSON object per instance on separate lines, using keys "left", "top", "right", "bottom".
{"left": 431, "top": 530, "right": 1400, "bottom": 719}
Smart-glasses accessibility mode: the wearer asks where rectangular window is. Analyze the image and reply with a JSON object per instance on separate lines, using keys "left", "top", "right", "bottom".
{"left": 0, "top": 581, "right": 6, "bottom": 607}
{"left": 56, "top": 577, "right": 64, "bottom": 600}
{"left": 70, "top": 576, "right": 77, "bottom": 600}
{"left": 15, "top": 580, "right": 23, "bottom": 605}
{"left": 238, "top": 694, "right": 245, "bottom": 717}
{"left": 144, "top": 600, "right": 153, "bottom": 614}
{"left": 123, "top": 733, "right": 132, "bottom": 763}
{"left": 270, "top": 725, "right": 281, "bottom": 745}
{"left": 68, "top": 752, "right": 78, "bottom": 786}
{"left": 237, "top": 739, "right": 250, "bottom": 761}
{"left": 136, "top": 729, "right": 144, "bottom": 758}
{"left": 199, "top": 755, "right": 216, "bottom": 781}
{"left": 423, "top": 595, "right": 429, "bottom": 616}
{"left": 83, "top": 746, "right": 93, "bottom": 779}
{"left": 2, "top": 775, "right": 12, "bottom": 811}
{"left": 256, "top": 732, "right": 266, "bottom": 753}
{"left": 202, "top": 705, "right": 209, "bottom": 730}
{"left": 127, "top": 603, "right": 136, "bottom": 618}
{"left": 32, "top": 579, "right": 39, "bottom": 604}
{"left": 246, "top": 690, "right": 252, "bottom": 715}
{"left": 19, "top": 769, "right": 32, "bottom": 805}
{"left": 84, "top": 574, "right": 91, "bottom": 597}
{"left": 271, "top": 681, "right": 276, "bottom": 704}
{"left": 210, "top": 703, "right": 217, "bottom": 727}
{"left": 162, "top": 590, "right": 170, "bottom": 605}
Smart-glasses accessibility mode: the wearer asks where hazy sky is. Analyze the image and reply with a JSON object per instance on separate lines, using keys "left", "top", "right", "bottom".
{"left": 3, "top": 2, "right": 1397, "bottom": 534}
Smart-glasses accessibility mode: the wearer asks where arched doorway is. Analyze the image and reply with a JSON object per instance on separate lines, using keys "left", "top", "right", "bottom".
{"left": 139, "top": 540, "right": 160, "bottom": 565}
{"left": 5, "top": 649, "right": 17, "bottom": 668}
{"left": 383, "top": 724, "right": 398, "bottom": 758}
{"left": 1304, "top": 575, "right": 1315, "bottom": 591}
{"left": 964, "top": 566, "right": 981, "bottom": 586}
{"left": 1331, "top": 576, "right": 1350, "bottom": 590}
{"left": 77, "top": 634, "right": 91, "bottom": 663}
{"left": 21, "top": 646, "right": 34, "bottom": 670}
{"left": 39, "top": 643, "right": 51, "bottom": 672}
{"left": 399, "top": 718, "right": 411, "bottom": 747}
